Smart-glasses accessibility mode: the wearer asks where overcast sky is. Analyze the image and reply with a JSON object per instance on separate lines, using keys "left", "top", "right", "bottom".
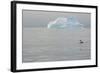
{"left": 22, "top": 10, "right": 91, "bottom": 28}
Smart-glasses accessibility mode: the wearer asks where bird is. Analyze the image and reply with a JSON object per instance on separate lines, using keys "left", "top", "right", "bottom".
{"left": 80, "top": 40, "right": 84, "bottom": 44}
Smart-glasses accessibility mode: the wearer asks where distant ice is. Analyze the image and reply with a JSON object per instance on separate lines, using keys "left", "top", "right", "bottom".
{"left": 47, "top": 16, "right": 84, "bottom": 29}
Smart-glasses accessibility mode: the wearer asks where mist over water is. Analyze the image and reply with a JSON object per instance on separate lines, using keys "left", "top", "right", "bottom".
{"left": 22, "top": 28, "right": 91, "bottom": 63}
{"left": 22, "top": 10, "right": 91, "bottom": 63}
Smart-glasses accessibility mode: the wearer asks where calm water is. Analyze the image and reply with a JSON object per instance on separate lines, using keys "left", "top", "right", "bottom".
{"left": 22, "top": 28, "right": 91, "bottom": 63}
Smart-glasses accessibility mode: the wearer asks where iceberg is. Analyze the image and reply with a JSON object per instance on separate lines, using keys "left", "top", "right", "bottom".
{"left": 47, "top": 16, "right": 84, "bottom": 29}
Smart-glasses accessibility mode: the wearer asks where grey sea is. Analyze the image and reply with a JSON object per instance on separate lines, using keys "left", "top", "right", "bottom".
{"left": 22, "top": 28, "right": 91, "bottom": 63}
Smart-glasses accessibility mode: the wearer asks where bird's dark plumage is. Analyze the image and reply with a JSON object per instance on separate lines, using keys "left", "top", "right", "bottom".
{"left": 80, "top": 40, "right": 84, "bottom": 44}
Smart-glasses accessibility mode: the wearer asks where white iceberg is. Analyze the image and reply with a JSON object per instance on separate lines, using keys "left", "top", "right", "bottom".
{"left": 47, "top": 17, "right": 84, "bottom": 29}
